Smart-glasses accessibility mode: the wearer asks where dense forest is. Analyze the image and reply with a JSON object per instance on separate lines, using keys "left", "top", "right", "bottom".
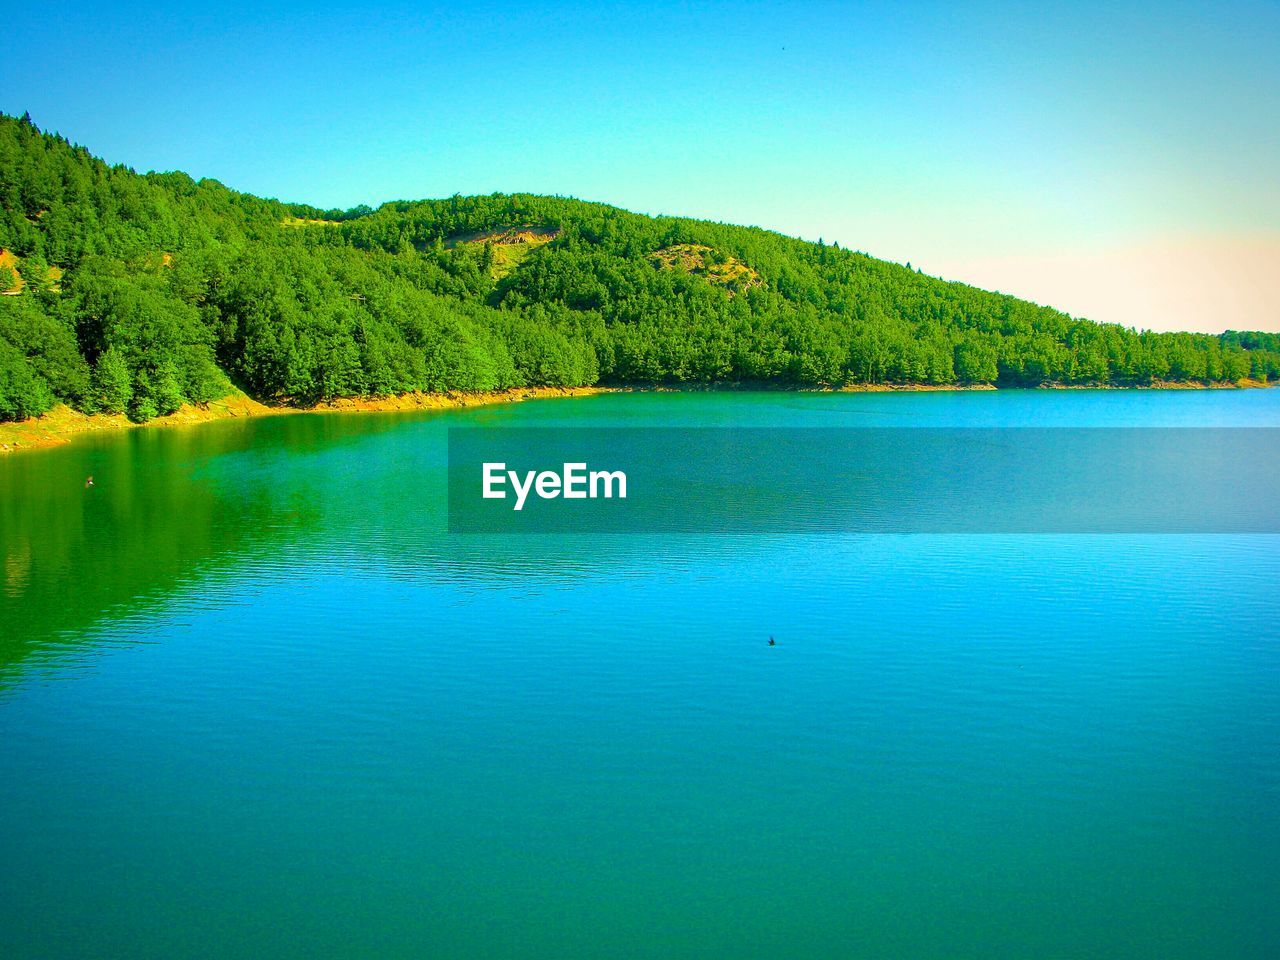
{"left": 1, "top": 111, "right": 1277, "bottom": 422}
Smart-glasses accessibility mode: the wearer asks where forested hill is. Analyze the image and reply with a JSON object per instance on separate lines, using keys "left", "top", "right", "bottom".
{"left": 1, "top": 112, "right": 1277, "bottom": 422}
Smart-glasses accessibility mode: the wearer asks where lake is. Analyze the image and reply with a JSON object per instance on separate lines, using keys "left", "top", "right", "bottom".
{"left": 2, "top": 389, "right": 1278, "bottom": 959}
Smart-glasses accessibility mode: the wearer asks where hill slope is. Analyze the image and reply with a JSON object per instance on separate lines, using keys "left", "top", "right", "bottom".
{"left": 1, "top": 112, "right": 1276, "bottom": 422}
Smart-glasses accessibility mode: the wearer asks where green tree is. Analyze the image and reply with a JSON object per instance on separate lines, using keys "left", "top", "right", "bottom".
{"left": 0, "top": 339, "right": 54, "bottom": 420}
{"left": 91, "top": 347, "right": 132, "bottom": 414}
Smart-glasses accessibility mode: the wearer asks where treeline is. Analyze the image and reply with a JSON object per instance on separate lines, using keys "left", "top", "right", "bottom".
{"left": 1, "top": 111, "right": 1276, "bottom": 422}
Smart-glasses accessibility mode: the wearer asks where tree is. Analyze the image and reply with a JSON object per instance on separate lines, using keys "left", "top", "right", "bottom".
{"left": 955, "top": 340, "right": 997, "bottom": 384}
{"left": 91, "top": 347, "right": 132, "bottom": 414}
{"left": 151, "top": 360, "right": 186, "bottom": 415}
{"left": 0, "top": 339, "right": 54, "bottom": 420}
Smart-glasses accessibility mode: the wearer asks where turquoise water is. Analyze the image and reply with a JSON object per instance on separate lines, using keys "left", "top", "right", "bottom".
{"left": 2, "top": 390, "right": 1278, "bottom": 959}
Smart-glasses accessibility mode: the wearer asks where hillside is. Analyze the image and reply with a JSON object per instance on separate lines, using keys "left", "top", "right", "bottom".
{"left": 1, "top": 111, "right": 1277, "bottom": 423}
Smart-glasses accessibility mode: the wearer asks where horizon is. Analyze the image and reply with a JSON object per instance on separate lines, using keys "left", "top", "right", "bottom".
{"left": 4, "top": 0, "right": 1277, "bottom": 334}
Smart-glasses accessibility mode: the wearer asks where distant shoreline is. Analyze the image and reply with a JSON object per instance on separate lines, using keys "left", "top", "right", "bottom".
{"left": 0, "top": 379, "right": 1272, "bottom": 456}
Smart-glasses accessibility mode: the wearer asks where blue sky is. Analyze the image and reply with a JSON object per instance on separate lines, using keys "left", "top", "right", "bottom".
{"left": 5, "top": 1, "right": 1278, "bottom": 332}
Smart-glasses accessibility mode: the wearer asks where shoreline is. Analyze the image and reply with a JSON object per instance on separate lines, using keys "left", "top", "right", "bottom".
{"left": 0, "top": 379, "right": 1272, "bottom": 456}
{"left": 0, "top": 385, "right": 606, "bottom": 455}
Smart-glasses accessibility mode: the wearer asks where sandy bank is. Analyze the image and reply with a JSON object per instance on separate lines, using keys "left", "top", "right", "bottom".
{"left": 0, "top": 386, "right": 605, "bottom": 455}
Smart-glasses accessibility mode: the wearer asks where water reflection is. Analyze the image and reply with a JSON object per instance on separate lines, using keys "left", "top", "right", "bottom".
{"left": 4, "top": 389, "right": 1280, "bottom": 684}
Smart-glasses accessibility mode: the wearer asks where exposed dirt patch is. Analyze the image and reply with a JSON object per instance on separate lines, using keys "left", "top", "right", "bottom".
{"left": 0, "top": 249, "right": 64, "bottom": 293}
{"left": 449, "top": 226, "right": 558, "bottom": 247}
{"left": 448, "top": 227, "right": 558, "bottom": 279}
{"left": 649, "top": 244, "right": 762, "bottom": 294}
{"left": 0, "top": 249, "right": 20, "bottom": 294}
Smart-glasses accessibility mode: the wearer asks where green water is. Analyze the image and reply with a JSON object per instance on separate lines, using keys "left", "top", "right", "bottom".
{"left": 2, "top": 390, "right": 1278, "bottom": 959}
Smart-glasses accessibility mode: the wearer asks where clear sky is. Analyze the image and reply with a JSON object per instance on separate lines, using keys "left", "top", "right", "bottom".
{"left": 5, "top": 1, "right": 1277, "bottom": 332}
